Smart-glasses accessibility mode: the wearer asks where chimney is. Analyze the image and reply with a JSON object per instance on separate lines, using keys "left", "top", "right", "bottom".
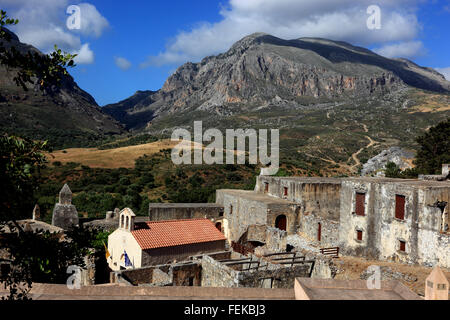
{"left": 425, "top": 266, "right": 449, "bottom": 300}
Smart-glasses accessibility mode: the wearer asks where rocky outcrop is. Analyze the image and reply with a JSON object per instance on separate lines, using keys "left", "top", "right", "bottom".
{"left": 361, "top": 147, "right": 415, "bottom": 176}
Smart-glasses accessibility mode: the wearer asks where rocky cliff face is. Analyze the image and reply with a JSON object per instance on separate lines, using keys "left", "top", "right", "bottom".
{"left": 103, "top": 33, "right": 450, "bottom": 130}
{"left": 0, "top": 29, "right": 125, "bottom": 146}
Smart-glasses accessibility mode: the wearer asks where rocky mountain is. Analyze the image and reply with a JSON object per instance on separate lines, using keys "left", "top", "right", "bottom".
{"left": 0, "top": 29, "right": 125, "bottom": 148}
{"left": 103, "top": 33, "right": 450, "bottom": 131}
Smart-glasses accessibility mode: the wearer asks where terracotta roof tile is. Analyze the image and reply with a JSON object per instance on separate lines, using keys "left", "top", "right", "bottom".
{"left": 131, "top": 218, "right": 226, "bottom": 250}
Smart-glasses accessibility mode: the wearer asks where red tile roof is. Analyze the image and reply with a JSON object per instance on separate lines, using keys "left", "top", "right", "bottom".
{"left": 131, "top": 218, "right": 226, "bottom": 250}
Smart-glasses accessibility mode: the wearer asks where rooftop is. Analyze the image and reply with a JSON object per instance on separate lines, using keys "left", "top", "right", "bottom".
{"left": 260, "top": 176, "right": 450, "bottom": 188}
{"left": 294, "top": 278, "right": 422, "bottom": 300}
{"left": 148, "top": 203, "right": 223, "bottom": 208}
{"left": 0, "top": 283, "right": 294, "bottom": 300}
{"left": 132, "top": 218, "right": 226, "bottom": 250}
{"left": 218, "top": 189, "right": 298, "bottom": 205}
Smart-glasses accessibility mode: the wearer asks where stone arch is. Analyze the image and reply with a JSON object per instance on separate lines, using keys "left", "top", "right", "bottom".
{"left": 275, "top": 215, "right": 287, "bottom": 231}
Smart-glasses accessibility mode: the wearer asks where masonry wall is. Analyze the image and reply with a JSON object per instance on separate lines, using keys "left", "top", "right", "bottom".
{"left": 148, "top": 204, "right": 223, "bottom": 222}
{"left": 141, "top": 240, "right": 226, "bottom": 266}
{"left": 338, "top": 179, "right": 450, "bottom": 268}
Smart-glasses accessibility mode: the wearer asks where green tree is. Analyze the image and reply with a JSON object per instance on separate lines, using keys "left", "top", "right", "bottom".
{"left": 415, "top": 118, "right": 450, "bottom": 175}
{"left": 384, "top": 162, "right": 401, "bottom": 178}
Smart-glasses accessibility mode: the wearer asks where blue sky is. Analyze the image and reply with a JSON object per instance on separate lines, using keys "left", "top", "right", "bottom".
{"left": 1, "top": 0, "right": 450, "bottom": 106}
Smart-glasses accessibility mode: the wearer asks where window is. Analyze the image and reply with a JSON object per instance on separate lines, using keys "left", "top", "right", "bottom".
{"left": 395, "top": 195, "right": 406, "bottom": 220}
{"left": 230, "top": 205, "right": 233, "bottom": 215}
{"left": 283, "top": 187, "right": 288, "bottom": 196}
{"left": 275, "top": 215, "right": 287, "bottom": 231}
{"left": 264, "top": 182, "right": 269, "bottom": 193}
{"left": 125, "top": 216, "right": 129, "bottom": 230}
{"left": 188, "top": 277, "right": 194, "bottom": 286}
{"left": 356, "top": 230, "right": 363, "bottom": 241}
{"left": 399, "top": 240, "right": 406, "bottom": 252}
{"left": 437, "top": 284, "right": 447, "bottom": 290}
{"left": 120, "top": 215, "right": 124, "bottom": 228}
{"left": 317, "top": 223, "right": 322, "bottom": 242}
{"left": 427, "top": 280, "right": 433, "bottom": 288}
{"left": 355, "top": 193, "right": 365, "bottom": 216}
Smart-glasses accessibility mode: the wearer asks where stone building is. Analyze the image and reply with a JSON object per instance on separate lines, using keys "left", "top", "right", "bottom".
{"left": 51, "top": 184, "right": 79, "bottom": 230}
{"left": 214, "top": 165, "right": 450, "bottom": 268}
{"left": 107, "top": 208, "right": 227, "bottom": 271}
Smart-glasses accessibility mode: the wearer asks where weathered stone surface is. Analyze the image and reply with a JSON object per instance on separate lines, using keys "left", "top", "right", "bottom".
{"left": 361, "top": 147, "right": 415, "bottom": 176}
{"left": 51, "top": 184, "right": 79, "bottom": 230}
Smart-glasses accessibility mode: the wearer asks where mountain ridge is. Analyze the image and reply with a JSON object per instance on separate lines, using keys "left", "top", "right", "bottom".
{"left": 103, "top": 33, "right": 450, "bottom": 131}
{"left": 0, "top": 28, "right": 125, "bottom": 148}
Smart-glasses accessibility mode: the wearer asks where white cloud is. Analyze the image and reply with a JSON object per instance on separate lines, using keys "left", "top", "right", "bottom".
{"left": 1, "top": 0, "right": 108, "bottom": 64}
{"left": 141, "top": 0, "right": 424, "bottom": 67}
{"left": 373, "top": 41, "right": 425, "bottom": 58}
{"left": 73, "top": 43, "right": 94, "bottom": 64}
{"left": 114, "top": 56, "right": 132, "bottom": 71}
{"left": 77, "top": 3, "right": 109, "bottom": 37}
{"left": 436, "top": 67, "right": 450, "bottom": 80}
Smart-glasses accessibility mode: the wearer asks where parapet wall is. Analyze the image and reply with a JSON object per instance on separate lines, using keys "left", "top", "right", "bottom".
{"left": 148, "top": 203, "right": 223, "bottom": 222}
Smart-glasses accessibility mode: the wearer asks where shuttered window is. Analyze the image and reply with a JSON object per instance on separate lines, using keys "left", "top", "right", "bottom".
{"left": 355, "top": 193, "right": 365, "bottom": 216}
{"left": 399, "top": 240, "right": 406, "bottom": 252}
{"left": 395, "top": 195, "right": 406, "bottom": 220}
{"left": 356, "top": 230, "right": 363, "bottom": 241}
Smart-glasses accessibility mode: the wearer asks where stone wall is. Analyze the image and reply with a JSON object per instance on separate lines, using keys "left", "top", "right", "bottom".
{"left": 141, "top": 240, "right": 226, "bottom": 266}
{"left": 148, "top": 204, "right": 223, "bottom": 222}
{"left": 201, "top": 253, "right": 314, "bottom": 289}
{"left": 338, "top": 178, "right": 450, "bottom": 268}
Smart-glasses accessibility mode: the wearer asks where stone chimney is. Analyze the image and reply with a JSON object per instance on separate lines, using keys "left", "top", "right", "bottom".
{"left": 425, "top": 266, "right": 449, "bottom": 300}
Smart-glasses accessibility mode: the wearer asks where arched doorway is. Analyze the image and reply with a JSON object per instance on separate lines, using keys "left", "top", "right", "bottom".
{"left": 215, "top": 222, "right": 222, "bottom": 232}
{"left": 275, "top": 215, "right": 287, "bottom": 231}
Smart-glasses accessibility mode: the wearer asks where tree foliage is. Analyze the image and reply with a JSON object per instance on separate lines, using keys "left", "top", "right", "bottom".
{"left": 415, "top": 118, "right": 450, "bottom": 175}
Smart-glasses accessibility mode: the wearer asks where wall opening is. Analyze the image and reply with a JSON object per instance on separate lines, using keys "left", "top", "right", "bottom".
{"left": 264, "top": 182, "right": 269, "bottom": 193}
{"left": 120, "top": 215, "right": 124, "bottom": 228}
{"left": 275, "top": 215, "right": 287, "bottom": 231}
{"left": 399, "top": 240, "right": 406, "bottom": 252}
{"left": 356, "top": 230, "right": 363, "bottom": 241}
{"left": 229, "top": 205, "right": 233, "bottom": 215}
{"left": 317, "top": 223, "right": 322, "bottom": 242}
{"left": 283, "top": 187, "right": 288, "bottom": 196}
{"left": 395, "top": 195, "right": 406, "bottom": 220}
{"left": 355, "top": 192, "right": 366, "bottom": 216}
{"left": 215, "top": 222, "right": 222, "bottom": 232}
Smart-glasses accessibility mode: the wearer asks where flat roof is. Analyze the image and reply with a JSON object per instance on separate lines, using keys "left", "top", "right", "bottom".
{"left": 148, "top": 203, "right": 223, "bottom": 208}
{"left": 4, "top": 283, "right": 295, "bottom": 300}
{"left": 218, "top": 189, "right": 297, "bottom": 205}
{"left": 260, "top": 176, "right": 450, "bottom": 188}
{"left": 295, "top": 278, "right": 421, "bottom": 300}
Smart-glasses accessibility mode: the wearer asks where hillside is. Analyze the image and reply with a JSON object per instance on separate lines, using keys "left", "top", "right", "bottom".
{"left": 0, "top": 29, "right": 125, "bottom": 148}
{"left": 103, "top": 33, "right": 450, "bottom": 174}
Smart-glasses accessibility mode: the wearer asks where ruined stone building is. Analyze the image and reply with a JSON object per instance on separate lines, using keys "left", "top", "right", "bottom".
{"left": 214, "top": 165, "right": 449, "bottom": 269}
{"left": 107, "top": 208, "right": 226, "bottom": 271}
